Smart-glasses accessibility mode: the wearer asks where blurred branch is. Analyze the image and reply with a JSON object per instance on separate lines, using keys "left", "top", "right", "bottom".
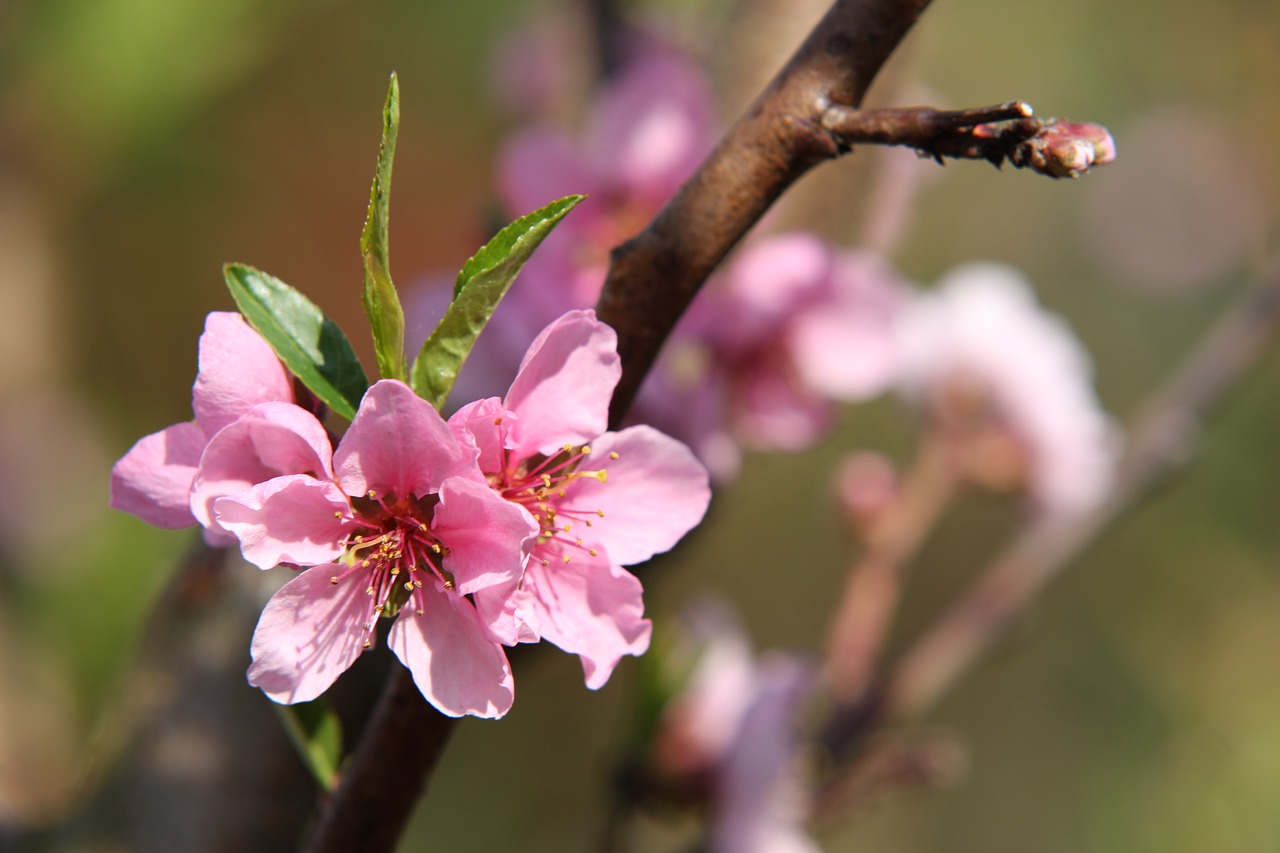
{"left": 597, "top": 0, "right": 934, "bottom": 425}
{"left": 815, "top": 265, "right": 1280, "bottom": 817}
{"left": 822, "top": 436, "right": 957, "bottom": 704}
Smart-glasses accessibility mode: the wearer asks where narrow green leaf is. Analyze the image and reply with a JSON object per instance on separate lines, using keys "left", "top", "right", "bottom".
{"left": 275, "top": 700, "right": 344, "bottom": 793}
{"left": 408, "top": 194, "right": 585, "bottom": 408}
{"left": 359, "top": 71, "right": 406, "bottom": 381}
{"left": 224, "top": 263, "right": 369, "bottom": 421}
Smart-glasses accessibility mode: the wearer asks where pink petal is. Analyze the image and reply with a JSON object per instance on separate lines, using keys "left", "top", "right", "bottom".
{"left": 447, "top": 397, "right": 513, "bottom": 478}
{"left": 432, "top": 476, "right": 536, "bottom": 595}
{"left": 589, "top": 53, "right": 715, "bottom": 204}
{"left": 472, "top": 580, "right": 541, "bottom": 646}
{"left": 190, "top": 402, "right": 335, "bottom": 533}
{"left": 523, "top": 549, "right": 650, "bottom": 689}
{"left": 334, "top": 380, "right": 476, "bottom": 499}
{"left": 247, "top": 566, "right": 376, "bottom": 704}
{"left": 192, "top": 312, "right": 293, "bottom": 437}
{"left": 713, "top": 655, "right": 818, "bottom": 853}
{"left": 787, "top": 250, "right": 904, "bottom": 400}
{"left": 505, "top": 310, "right": 620, "bottom": 456}
{"left": 718, "top": 233, "right": 833, "bottom": 347}
{"left": 388, "top": 583, "right": 514, "bottom": 719}
{"left": 215, "top": 475, "right": 352, "bottom": 569}
{"left": 730, "top": 360, "right": 833, "bottom": 453}
{"left": 109, "top": 421, "right": 205, "bottom": 528}
{"left": 561, "top": 425, "right": 710, "bottom": 566}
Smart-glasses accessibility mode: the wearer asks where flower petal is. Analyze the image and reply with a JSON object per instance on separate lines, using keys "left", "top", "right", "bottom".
{"left": 505, "top": 310, "right": 620, "bottom": 456}
{"left": 432, "top": 477, "right": 536, "bottom": 595}
{"left": 193, "top": 312, "right": 293, "bottom": 437}
{"left": 389, "top": 583, "right": 514, "bottom": 719}
{"left": 334, "top": 380, "right": 475, "bottom": 499}
{"left": 447, "top": 397, "right": 512, "bottom": 478}
{"left": 190, "top": 402, "right": 335, "bottom": 534}
{"left": 109, "top": 421, "right": 205, "bottom": 528}
{"left": 215, "top": 475, "right": 352, "bottom": 569}
{"left": 523, "top": 548, "right": 650, "bottom": 689}
{"left": 247, "top": 566, "right": 375, "bottom": 704}
{"left": 562, "top": 425, "right": 710, "bottom": 566}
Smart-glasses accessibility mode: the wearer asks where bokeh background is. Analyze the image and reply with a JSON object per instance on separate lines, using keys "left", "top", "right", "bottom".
{"left": 2, "top": 0, "right": 1278, "bottom": 850}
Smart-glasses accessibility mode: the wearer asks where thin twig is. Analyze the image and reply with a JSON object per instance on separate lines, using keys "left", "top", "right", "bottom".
{"left": 815, "top": 266, "right": 1280, "bottom": 816}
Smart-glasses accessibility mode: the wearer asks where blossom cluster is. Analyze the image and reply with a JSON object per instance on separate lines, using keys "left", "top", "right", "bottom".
{"left": 111, "top": 310, "right": 711, "bottom": 718}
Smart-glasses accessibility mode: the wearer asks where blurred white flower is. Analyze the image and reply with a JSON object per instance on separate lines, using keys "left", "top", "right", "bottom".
{"left": 897, "top": 264, "right": 1120, "bottom": 515}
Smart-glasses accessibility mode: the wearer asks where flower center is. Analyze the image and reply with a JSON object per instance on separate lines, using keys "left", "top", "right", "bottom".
{"left": 326, "top": 490, "right": 454, "bottom": 647}
{"left": 501, "top": 443, "right": 619, "bottom": 567}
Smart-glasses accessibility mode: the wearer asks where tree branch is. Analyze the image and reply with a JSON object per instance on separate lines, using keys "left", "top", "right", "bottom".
{"left": 303, "top": 668, "right": 456, "bottom": 853}
{"left": 596, "top": 0, "right": 935, "bottom": 426}
{"left": 823, "top": 102, "right": 1116, "bottom": 177}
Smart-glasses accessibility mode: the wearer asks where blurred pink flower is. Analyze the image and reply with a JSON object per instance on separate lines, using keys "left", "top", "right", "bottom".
{"left": 449, "top": 310, "right": 711, "bottom": 688}
{"left": 109, "top": 312, "right": 294, "bottom": 542}
{"left": 897, "top": 263, "right": 1119, "bottom": 514}
{"left": 637, "top": 233, "right": 906, "bottom": 480}
{"left": 404, "top": 49, "right": 717, "bottom": 405}
{"left": 214, "top": 379, "right": 536, "bottom": 718}
{"left": 654, "top": 601, "right": 817, "bottom": 853}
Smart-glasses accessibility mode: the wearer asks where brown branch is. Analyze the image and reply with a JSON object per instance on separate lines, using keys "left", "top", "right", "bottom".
{"left": 303, "top": 668, "right": 456, "bottom": 853}
{"left": 596, "top": 0, "right": 935, "bottom": 426}
{"left": 815, "top": 265, "right": 1280, "bottom": 816}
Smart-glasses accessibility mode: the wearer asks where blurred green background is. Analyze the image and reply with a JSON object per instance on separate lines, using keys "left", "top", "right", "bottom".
{"left": 1, "top": 0, "right": 1278, "bottom": 850}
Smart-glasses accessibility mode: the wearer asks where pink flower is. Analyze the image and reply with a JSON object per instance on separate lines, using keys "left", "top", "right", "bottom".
{"left": 404, "top": 49, "right": 718, "bottom": 406}
{"left": 214, "top": 379, "right": 537, "bottom": 718}
{"left": 636, "top": 233, "right": 906, "bottom": 480}
{"left": 109, "top": 312, "right": 295, "bottom": 538}
{"left": 449, "top": 310, "right": 711, "bottom": 689}
{"left": 897, "top": 263, "right": 1120, "bottom": 514}
{"left": 653, "top": 601, "right": 817, "bottom": 853}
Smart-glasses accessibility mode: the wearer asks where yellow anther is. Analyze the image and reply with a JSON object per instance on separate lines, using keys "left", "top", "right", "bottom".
{"left": 593, "top": 470, "right": 608, "bottom": 483}
{"left": 365, "top": 586, "right": 375, "bottom": 595}
{"left": 330, "top": 576, "right": 339, "bottom": 585}
{"left": 542, "top": 474, "right": 552, "bottom": 488}
{"left": 416, "top": 608, "right": 425, "bottom": 615}
{"left": 575, "top": 538, "right": 583, "bottom": 546}
{"left": 494, "top": 417, "right": 503, "bottom": 425}
{"left": 596, "top": 510, "right": 606, "bottom": 517}
{"left": 589, "top": 549, "right": 598, "bottom": 557}
{"left": 563, "top": 524, "right": 571, "bottom": 532}
{"left": 562, "top": 555, "right": 571, "bottom": 563}
{"left": 609, "top": 451, "right": 619, "bottom": 460}
{"left": 404, "top": 582, "right": 414, "bottom": 591}
{"left": 581, "top": 445, "right": 591, "bottom": 455}
{"left": 333, "top": 511, "right": 343, "bottom": 519}
{"left": 368, "top": 490, "right": 377, "bottom": 499}
{"left": 563, "top": 443, "right": 573, "bottom": 452}
{"left": 431, "top": 543, "right": 442, "bottom": 553}
{"left": 414, "top": 580, "right": 422, "bottom": 588}
{"left": 419, "top": 523, "right": 428, "bottom": 532}
{"left": 585, "top": 520, "right": 593, "bottom": 527}
{"left": 363, "top": 639, "right": 372, "bottom": 649}
{"left": 443, "top": 579, "right": 455, "bottom": 590}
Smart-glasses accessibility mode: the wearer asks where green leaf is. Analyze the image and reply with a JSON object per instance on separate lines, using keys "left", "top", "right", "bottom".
{"left": 224, "top": 263, "right": 369, "bottom": 421}
{"left": 408, "top": 194, "right": 585, "bottom": 408}
{"left": 359, "top": 71, "right": 406, "bottom": 381}
{"left": 275, "top": 700, "right": 344, "bottom": 793}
